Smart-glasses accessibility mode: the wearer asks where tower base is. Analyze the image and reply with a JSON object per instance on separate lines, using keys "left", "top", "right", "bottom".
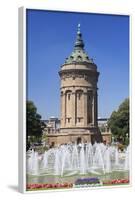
{"left": 47, "top": 127, "right": 102, "bottom": 146}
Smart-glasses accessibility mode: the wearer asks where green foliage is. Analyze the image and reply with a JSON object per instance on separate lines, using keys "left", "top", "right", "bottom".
{"left": 108, "top": 98, "right": 129, "bottom": 145}
{"left": 26, "top": 100, "right": 45, "bottom": 144}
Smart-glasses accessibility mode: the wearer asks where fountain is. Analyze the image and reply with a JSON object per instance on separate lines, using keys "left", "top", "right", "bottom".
{"left": 27, "top": 149, "right": 39, "bottom": 175}
{"left": 124, "top": 146, "right": 129, "bottom": 170}
{"left": 27, "top": 143, "right": 129, "bottom": 177}
{"left": 114, "top": 147, "right": 119, "bottom": 167}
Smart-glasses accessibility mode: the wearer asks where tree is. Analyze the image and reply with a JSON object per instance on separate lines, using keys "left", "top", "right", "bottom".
{"left": 108, "top": 98, "right": 129, "bottom": 145}
{"left": 26, "top": 100, "right": 45, "bottom": 148}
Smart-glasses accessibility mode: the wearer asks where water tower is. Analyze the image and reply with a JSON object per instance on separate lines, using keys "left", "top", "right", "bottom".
{"left": 58, "top": 24, "right": 102, "bottom": 144}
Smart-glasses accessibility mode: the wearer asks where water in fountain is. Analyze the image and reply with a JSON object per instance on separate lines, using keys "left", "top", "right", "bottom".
{"left": 27, "top": 149, "right": 39, "bottom": 175}
{"left": 114, "top": 147, "right": 119, "bottom": 167}
{"left": 85, "top": 143, "right": 93, "bottom": 171}
{"left": 80, "top": 143, "right": 86, "bottom": 174}
{"left": 124, "top": 146, "right": 129, "bottom": 170}
{"left": 92, "top": 143, "right": 105, "bottom": 173}
{"left": 54, "top": 148, "right": 62, "bottom": 175}
{"left": 27, "top": 143, "right": 129, "bottom": 176}
{"left": 42, "top": 151, "right": 49, "bottom": 169}
{"left": 104, "top": 147, "right": 111, "bottom": 173}
{"left": 71, "top": 143, "right": 79, "bottom": 171}
{"left": 60, "top": 145, "right": 71, "bottom": 176}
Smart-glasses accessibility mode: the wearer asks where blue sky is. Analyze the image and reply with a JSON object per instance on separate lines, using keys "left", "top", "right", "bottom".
{"left": 27, "top": 9, "right": 129, "bottom": 120}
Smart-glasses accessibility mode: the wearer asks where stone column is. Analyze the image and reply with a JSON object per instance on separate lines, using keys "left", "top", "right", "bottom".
{"left": 64, "top": 92, "right": 66, "bottom": 127}
{"left": 94, "top": 90, "right": 98, "bottom": 126}
{"left": 92, "top": 90, "right": 95, "bottom": 126}
{"left": 92, "top": 90, "right": 97, "bottom": 126}
{"left": 71, "top": 88, "right": 76, "bottom": 126}
{"left": 83, "top": 90, "right": 88, "bottom": 126}
{"left": 61, "top": 91, "right": 66, "bottom": 128}
{"left": 60, "top": 91, "right": 63, "bottom": 127}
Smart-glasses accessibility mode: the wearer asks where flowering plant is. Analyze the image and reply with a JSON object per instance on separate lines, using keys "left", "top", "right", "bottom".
{"left": 103, "top": 179, "right": 129, "bottom": 185}
{"left": 75, "top": 177, "right": 100, "bottom": 185}
{"left": 26, "top": 183, "right": 73, "bottom": 190}
{"left": 73, "top": 177, "right": 103, "bottom": 187}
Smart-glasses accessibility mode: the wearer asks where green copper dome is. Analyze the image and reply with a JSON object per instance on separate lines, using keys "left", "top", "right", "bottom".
{"left": 64, "top": 24, "right": 94, "bottom": 65}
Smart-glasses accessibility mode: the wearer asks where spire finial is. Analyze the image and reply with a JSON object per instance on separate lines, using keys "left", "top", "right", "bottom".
{"left": 74, "top": 23, "right": 84, "bottom": 50}
{"left": 77, "top": 23, "right": 81, "bottom": 33}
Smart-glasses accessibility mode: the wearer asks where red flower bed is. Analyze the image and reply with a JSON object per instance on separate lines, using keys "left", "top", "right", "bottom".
{"left": 26, "top": 183, "right": 73, "bottom": 190}
{"left": 103, "top": 179, "right": 129, "bottom": 185}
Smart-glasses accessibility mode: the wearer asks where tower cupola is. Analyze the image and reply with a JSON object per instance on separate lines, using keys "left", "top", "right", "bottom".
{"left": 64, "top": 24, "right": 94, "bottom": 65}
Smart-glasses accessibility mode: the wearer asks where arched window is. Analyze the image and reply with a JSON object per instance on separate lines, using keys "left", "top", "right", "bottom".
{"left": 67, "top": 118, "right": 70, "bottom": 123}
{"left": 78, "top": 93, "right": 81, "bottom": 100}
{"left": 68, "top": 93, "right": 70, "bottom": 100}
{"left": 76, "top": 89, "right": 83, "bottom": 100}
{"left": 88, "top": 90, "right": 93, "bottom": 100}
{"left": 65, "top": 90, "right": 72, "bottom": 101}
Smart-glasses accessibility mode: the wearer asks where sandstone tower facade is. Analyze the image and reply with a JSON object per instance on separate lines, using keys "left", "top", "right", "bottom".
{"left": 47, "top": 25, "right": 102, "bottom": 145}
{"left": 58, "top": 24, "right": 101, "bottom": 144}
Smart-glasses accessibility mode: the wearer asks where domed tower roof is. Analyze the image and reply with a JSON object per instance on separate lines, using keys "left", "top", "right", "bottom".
{"left": 64, "top": 24, "right": 94, "bottom": 65}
